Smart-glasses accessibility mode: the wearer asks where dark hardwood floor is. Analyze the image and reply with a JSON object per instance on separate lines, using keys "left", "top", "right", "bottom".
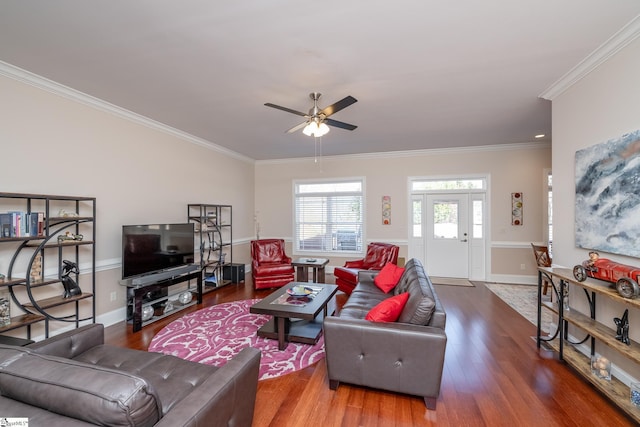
{"left": 104, "top": 277, "right": 635, "bottom": 426}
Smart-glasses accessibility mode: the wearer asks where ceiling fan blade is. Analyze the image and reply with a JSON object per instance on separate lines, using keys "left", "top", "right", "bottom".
{"left": 264, "top": 103, "right": 308, "bottom": 117}
{"left": 320, "top": 96, "right": 357, "bottom": 117}
{"left": 286, "top": 121, "right": 309, "bottom": 134}
{"left": 325, "top": 118, "right": 357, "bottom": 131}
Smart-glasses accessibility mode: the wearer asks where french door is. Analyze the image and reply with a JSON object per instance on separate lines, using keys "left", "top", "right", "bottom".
{"left": 409, "top": 192, "right": 485, "bottom": 279}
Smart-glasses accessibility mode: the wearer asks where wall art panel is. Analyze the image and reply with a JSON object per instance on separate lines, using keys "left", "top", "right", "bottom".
{"left": 575, "top": 130, "right": 640, "bottom": 257}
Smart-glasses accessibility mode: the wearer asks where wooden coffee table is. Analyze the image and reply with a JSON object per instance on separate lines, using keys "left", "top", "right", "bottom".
{"left": 291, "top": 257, "right": 330, "bottom": 283}
{"left": 250, "top": 282, "right": 338, "bottom": 350}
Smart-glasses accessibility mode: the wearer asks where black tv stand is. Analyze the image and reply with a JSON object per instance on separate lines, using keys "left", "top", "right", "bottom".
{"left": 125, "top": 270, "right": 202, "bottom": 332}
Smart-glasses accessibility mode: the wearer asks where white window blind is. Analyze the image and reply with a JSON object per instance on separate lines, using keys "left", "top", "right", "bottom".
{"left": 294, "top": 180, "right": 364, "bottom": 253}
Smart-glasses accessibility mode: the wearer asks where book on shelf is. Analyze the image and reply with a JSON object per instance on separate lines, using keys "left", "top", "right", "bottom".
{"left": 0, "top": 213, "right": 11, "bottom": 238}
{"left": 0, "top": 211, "right": 44, "bottom": 237}
{"left": 204, "top": 274, "right": 217, "bottom": 286}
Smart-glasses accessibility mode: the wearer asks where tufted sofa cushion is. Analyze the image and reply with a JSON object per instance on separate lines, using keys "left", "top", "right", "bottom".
{"left": 337, "top": 279, "right": 389, "bottom": 320}
{"left": 0, "top": 346, "right": 161, "bottom": 427}
{"left": 74, "top": 345, "right": 218, "bottom": 416}
{"left": 394, "top": 259, "right": 437, "bottom": 326}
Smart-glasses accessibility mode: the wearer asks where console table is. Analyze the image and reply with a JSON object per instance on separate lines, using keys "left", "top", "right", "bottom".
{"left": 125, "top": 271, "right": 202, "bottom": 332}
{"left": 537, "top": 266, "right": 640, "bottom": 422}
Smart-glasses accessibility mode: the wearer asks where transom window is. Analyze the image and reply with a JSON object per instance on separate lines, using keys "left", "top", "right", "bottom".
{"left": 412, "top": 179, "right": 485, "bottom": 191}
{"left": 294, "top": 179, "right": 364, "bottom": 253}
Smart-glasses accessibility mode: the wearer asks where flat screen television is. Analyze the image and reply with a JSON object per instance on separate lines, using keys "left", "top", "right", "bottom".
{"left": 122, "top": 223, "right": 195, "bottom": 281}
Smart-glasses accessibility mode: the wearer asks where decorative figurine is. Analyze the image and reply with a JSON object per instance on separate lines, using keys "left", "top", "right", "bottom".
{"left": 614, "top": 309, "right": 630, "bottom": 345}
{"left": 141, "top": 305, "right": 154, "bottom": 322}
{"left": 58, "top": 209, "right": 79, "bottom": 218}
{"left": 0, "top": 288, "right": 10, "bottom": 326}
{"left": 30, "top": 252, "right": 43, "bottom": 282}
{"left": 57, "top": 231, "right": 83, "bottom": 243}
{"left": 60, "top": 260, "right": 82, "bottom": 298}
{"left": 573, "top": 251, "right": 640, "bottom": 299}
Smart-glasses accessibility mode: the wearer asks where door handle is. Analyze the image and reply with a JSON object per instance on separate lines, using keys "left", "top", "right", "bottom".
{"left": 461, "top": 239, "right": 468, "bottom": 242}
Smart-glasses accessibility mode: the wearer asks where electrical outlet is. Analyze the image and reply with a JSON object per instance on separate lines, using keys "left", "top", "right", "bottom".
{"left": 520, "top": 263, "right": 526, "bottom": 270}
{"left": 110, "top": 291, "right": 117, "bottom": 302}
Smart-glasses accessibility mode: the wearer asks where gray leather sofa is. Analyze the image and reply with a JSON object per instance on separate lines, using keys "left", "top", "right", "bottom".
{"left": 0, "top": 323, "right": 260, "bottom": 426}
{"left": 324, "top": 258, "right": 447, "bottom": 409}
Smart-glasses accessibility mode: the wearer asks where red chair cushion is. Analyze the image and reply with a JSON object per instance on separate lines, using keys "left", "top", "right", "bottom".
{"left": 361, "top": 243, "right": 399, "bottom": 269}
{"left": 365, "top": 292, "right": 410, "bottom": 322}
{"left": 254, "top": 240, "right": 288, "bottom": 264}
{"left": 254, "top": 263, "right": 294, "bottom": 277}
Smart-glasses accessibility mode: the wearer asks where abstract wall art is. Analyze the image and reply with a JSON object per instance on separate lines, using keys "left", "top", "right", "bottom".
{"left": 575, "top": 130, "right": 640, "bottom": 257}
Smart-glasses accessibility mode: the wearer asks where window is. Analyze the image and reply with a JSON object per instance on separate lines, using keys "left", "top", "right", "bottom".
{"left": 294, "top": 179, "right": 364, "bottom": 253}
{"left": 432, "top": 200, "right": 459, "bottom": 239}
{"left": 412, "top": 199, "right": 422, "bottom": 238}
{"left": 412, "top": 179, "right": 485, "bottom": 191}
{"left": 472, "top": 199, "right": 483, "bottom": 239}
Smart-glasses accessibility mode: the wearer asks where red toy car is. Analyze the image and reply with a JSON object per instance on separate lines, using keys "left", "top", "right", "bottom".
{"left": 573, "top": 251, "right": 640, "bottom": 298}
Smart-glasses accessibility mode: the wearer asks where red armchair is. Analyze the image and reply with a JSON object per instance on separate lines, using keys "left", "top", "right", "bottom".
{"left": 251, "top": 239, "right": 295, "bottom": 289}
{"left": 333, "top": 242, "right": 400, "bottom": 294}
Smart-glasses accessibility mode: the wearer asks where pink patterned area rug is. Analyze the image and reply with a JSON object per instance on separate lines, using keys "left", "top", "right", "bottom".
{"left": 148, "top": 299, "right": 325, "bottom": 380}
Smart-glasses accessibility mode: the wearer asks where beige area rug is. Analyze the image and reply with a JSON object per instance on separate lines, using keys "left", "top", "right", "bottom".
{"left": 485, "top": 283, "right": 555, "bottom": 334}
{"left": 431, "top": 277, "right": 474, "bottom": 287}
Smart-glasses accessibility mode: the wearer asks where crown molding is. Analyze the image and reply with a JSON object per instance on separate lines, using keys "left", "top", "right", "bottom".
{"left": 255, "top": 141, "right": 551, "bottom": 165}
{"left": 0, "top": 59, "right": 553, "bottom": 165}
{"left": 0, "top": 61, "right": 254, "bottom": 164}
{"left": 540, "top": 15, "right": 640, "bottom": 100}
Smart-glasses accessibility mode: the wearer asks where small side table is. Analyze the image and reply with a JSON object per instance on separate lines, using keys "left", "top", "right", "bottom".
{"left": 292, "top": 258, "right": 329, "bottom": 283}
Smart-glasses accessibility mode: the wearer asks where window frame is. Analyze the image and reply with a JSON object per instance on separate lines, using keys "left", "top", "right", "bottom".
{"left": 293, "top": 177, "right": 365, "bottom": 255}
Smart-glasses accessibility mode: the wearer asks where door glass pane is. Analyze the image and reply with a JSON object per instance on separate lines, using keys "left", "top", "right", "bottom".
{"left": 473, "top": 200, "right": 483, "bottom": 239}
{"left": 412, "top": 200, "right": 422, "bottom": 237}
{"left": 433, "top": 201, "right": 458, "bottom": 239}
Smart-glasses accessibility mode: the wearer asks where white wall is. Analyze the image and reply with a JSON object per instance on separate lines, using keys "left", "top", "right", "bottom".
{"left": 0, "top": 72, "right": 255, "bottom": 335}
{"left": 551, "top": 36, "right": 640, "bottom": 380}
{"left": 255, "top": 143, "right": 551, "bottom": 282}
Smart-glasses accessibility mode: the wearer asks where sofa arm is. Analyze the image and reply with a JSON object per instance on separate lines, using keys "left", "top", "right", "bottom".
{"left": 357, "top": 269, "right": 380, "bottom": 283}
{"left": 154, "top": 347, "right": 261, "bottom": 427}
{"left": 27, "top": 324, "right": 104, "bottom": 359}
{"left": 323, "top": 316, "right": 446, "bottom": 400}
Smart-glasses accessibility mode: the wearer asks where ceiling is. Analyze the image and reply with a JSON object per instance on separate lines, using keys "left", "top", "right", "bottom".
{"left": 1, "top": 1, "right": 639, "bottom": 161}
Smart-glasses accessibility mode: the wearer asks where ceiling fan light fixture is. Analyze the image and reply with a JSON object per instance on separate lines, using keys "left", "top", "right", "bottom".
{"left": 303, "top": 122, "right": 330, "bottom": 137}
{"left": 318, "top": 122, "right": 330, "bottom": 136}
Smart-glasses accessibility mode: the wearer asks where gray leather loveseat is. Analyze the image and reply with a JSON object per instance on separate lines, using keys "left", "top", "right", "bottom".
{"left": 0, "top": 323, "right": 260, "bottom": 426}
{"left": 323, "top": 258, "right": 447, "bottom": 409}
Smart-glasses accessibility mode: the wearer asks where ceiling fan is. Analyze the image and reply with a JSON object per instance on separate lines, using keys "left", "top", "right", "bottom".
{"left": 265, "top": 92, "right": 358, "bottom": 137}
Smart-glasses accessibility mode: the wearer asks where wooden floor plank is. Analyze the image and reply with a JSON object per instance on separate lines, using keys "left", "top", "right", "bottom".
{"left": 103, "top": 276, "right": 636, "bottom": 426}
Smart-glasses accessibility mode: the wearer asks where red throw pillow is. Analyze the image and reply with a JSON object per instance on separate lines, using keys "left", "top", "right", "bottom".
{"left": 374, "top": 263, "right": 405, "bottom": 293}
{"left": 365, "top": 292, "right": 410, "bottom": 322}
